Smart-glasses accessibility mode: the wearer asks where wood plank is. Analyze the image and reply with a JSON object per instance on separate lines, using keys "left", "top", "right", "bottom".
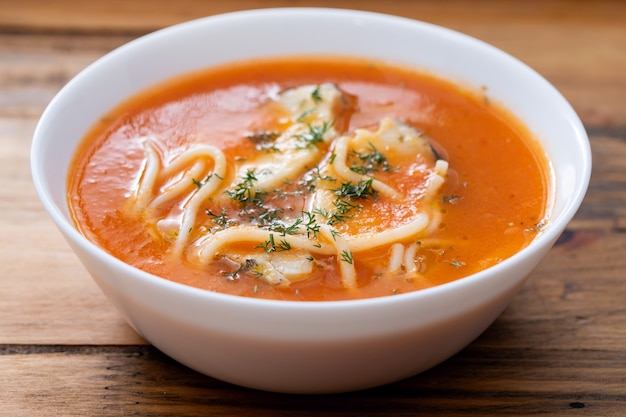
{"left": 576, "top": 132, "right": 626, "bottom": 224}
{"left": 0, "top": 33, "right": 133, "bottom": 118}
{"left": 1, "top": 3, "right": 625, "bottom": 123}
{"left": 1, "top": 0, "right": 624, "bottom": 33}
{"left": 1, "top": 344, "right": 625, "bottom": 416}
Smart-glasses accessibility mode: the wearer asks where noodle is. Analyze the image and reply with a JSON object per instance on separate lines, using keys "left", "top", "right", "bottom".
{"left": 319, "top": 224, "right": 356, "bottom": 288}
{"left": 127, "top": 85, "right": 449, "bottom": 288}
{"left": 133, "top": 139, "right": 227, "bottom": 255}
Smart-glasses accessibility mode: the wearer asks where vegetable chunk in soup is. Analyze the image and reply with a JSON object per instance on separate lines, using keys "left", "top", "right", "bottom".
{"left": 68, "top": 56, "right": 550, "bottom": 301}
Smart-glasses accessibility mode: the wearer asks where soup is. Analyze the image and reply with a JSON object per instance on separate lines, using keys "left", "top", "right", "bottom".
{"left": 68, "top": 56, "right": 550, "bottom": 301}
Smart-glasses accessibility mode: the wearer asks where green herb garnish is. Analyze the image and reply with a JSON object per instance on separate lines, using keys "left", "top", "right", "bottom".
{"left": 333, "top": 178, "right": 378, "bottom": 200}
{"left": 295, "top": 121, "right": 334, "bottom": 148}
{"left": 341, "top": 250, "right": 354, "bottom": 264}
{"left": 206, "top": 208, "right": 235, "bottom": 230}
{"left": 348, "top": 142, "right": 395, "bottom": 175}
{"left": 256, "top": 233, "right": 292, "bottom": 253}
{"left": 311, "top": 85, "right": 323, "bottom": 102}
{"left": 301, "top": 211, "right": 321, "bottom": 238}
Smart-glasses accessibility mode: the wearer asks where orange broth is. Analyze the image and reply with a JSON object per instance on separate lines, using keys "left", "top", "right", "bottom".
{"left": 68, "top": 56, "right": 550, "bottom": 301}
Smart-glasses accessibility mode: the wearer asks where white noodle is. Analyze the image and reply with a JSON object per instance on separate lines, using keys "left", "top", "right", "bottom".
{"left": 148, "top": 160, "right": 205, "bottom": 210}
{"left": 134, "top": 138, "right": 161, "bottom": 210}
{"left": 319, "top": 225, "right": 357, "bottom": 289}
{"left": 192, "top": 226, "right": 336, "bottom": 265}
{"left": 422, "top": 159, "right": 448, "bottom": 202}
{"left": 345, "top": 212, "right": 430, "bottom": 252}
{"left": 388, "top": 243, "right": 404, "bottom": 272}
{"left": 191, "top": 210, "right": 432, "bottom": 269}
{"left": 171, "top": 145, "right": 228, "bottom": 256}
{"left": 423, "top": 210, "right": 442, "bottom": 237}
{"left": 403, "top": 242, "right": 418, "bottom": 273}
{"left": 132, "top": 139, "right": 228, "bottom": 256}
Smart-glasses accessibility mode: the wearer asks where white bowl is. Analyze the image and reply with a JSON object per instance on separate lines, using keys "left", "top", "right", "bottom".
{"left": 31, "top": 8, "right": 591, "bottom": 394}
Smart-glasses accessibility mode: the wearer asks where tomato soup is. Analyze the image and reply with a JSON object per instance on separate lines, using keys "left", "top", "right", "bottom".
{"left": 68, "top": 56, "right": 550, "bottom": 301}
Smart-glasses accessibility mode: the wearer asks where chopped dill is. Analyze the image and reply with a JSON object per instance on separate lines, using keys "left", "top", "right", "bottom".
{"left": 227, "top": 169, "right": 266, "bottom": 208}
{"left": 310, "top": 166, "right": 336, "bottom": 182}
{"left": 301, "top": 210, "right": 321, "bottom": 238}
{"left": 256, "top": 234, "right": 276, "bottom": 253}
{"left": 296, "top": 108, "right": 315, "bottom": 122}
{"left": 227, "top": 169, "right": 257, "bottom": 203}
{"left": 311, "top": 85, "right": 323, "bottom": 102}
{"left": 312, "top": 207, "right": 329, "bottom": 218}
{"left": 327, "top": 198, "right": 359, "bottom": 225}
{"left": 333, "top": 178, "right": 377, "bottom": 200}
{"left": 192, "top": 172, "right": 222, "bottom": 189}
{"left": 277, "top": 239, "right": 291, "bottom": 251}
{"left": 256, "top": 208, "right": 283, "bottom": 228}
{"left": 255, "top": 233, "right": 292, "bottom": 253}
{"left": 447, "top": 259, "right": 464, "bottom": 268}
{"left": 263, "top": 216, "right": 302, "bottom": 236}
{"left": 341, "top": 250, "right": 354, "bottom": 264}
{"left": 222, "top": 263, "right": 246, "bottom": 280}
{"left": 295, "top": 121, "right": 334, "bottom": 148}
{"left": 299, "top": 166, "right": 336, "bottom": 193}
{"left": 348, "top": 142, "right": 395, "bottom": 175}
{"left": 281, "top": 218, "right": 302, "bottom": 236}
{"left": 206, "top": 208, "right": 234, "bottom": 230}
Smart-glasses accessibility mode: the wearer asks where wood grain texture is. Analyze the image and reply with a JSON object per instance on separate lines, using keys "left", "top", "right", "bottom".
{"left": 2, "top": 344, "right": 625, "bottom": 416}
{"left": 1, "top": 0, "right": 625, "bottom": 414}
{"left": 1, "top": 2, "right": 624, "bottom": 123}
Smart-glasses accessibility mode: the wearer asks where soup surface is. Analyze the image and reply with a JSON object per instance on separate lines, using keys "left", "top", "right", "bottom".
{"left": 68, "top": 56, "right": 550, "bottom": 301}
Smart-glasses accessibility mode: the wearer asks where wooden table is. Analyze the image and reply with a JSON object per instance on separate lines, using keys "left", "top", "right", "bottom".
{"left": 2, "top": 1, "right": 625, "bottom": 415}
